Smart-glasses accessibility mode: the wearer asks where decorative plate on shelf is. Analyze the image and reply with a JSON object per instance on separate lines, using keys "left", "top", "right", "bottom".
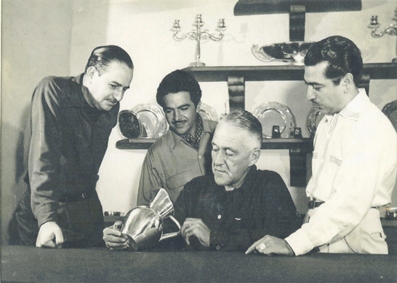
{"left": 131, "top": 104, "right": 168, "bottom": 138}
{"left": 252, "top": 42, "right": 314, "bottom": 65}
{"left": 199, "top": 103, "right": 218, "bottom": 121}
{"left": 382, "top": 99, "right": 397, "bottom": 132}
{"left": 306, "top": 106, "right": 326, "bottom": 137}
{"left": 252, "top": 102, "right": 296, "bottom": 139}
{"left": 118, "top": 110, "right": 142, "bottom": 139}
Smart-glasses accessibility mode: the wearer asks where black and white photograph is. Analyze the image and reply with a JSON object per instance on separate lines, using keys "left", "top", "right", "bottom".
{"left": 1, "top": 0, "right": 397, "bottom": 282}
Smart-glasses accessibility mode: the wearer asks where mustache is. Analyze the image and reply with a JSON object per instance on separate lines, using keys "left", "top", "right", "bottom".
{"left": 107, "top": 98, "right": 118, "bottom": 104}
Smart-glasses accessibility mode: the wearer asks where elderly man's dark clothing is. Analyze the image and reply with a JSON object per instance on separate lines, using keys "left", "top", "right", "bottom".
{"left": 174, "top": 165, "right": 300, "bottom": 251}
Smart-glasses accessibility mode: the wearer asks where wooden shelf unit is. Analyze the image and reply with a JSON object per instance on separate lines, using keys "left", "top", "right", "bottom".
{"left": 181, "top": 63, "right": 396, "bottom": 186}
{"left": 116, "top": 137, "right": 313, "bottom": 150}
{"left": 116, "top": 63, "right": 396, "bottom": 187}
{"left": 181, "top": 63, "right": 397, "bottom": 112}
{"left": 116, "top": 137, "right": 313, "bottom": 186}
{"left": 233, "top": 0, "right": 362, "bottom": 41}
{"left": 181, "top": 63, "right": 397, "bottom": 82}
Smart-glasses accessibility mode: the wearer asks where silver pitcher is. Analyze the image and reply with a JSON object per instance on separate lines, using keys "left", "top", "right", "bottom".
{"left": 119, "top": 188, "right": 181, "bottom": 251}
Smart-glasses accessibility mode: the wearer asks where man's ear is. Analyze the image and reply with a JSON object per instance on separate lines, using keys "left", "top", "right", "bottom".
{"left": 86, "top": 66, "right": 96, "bottom": 80}
{"left": 249, "top": 148, "right": 261, "bottom": 166}
{"left": 196, "top": 101, "right": 202, "bottom": 113}
{"left": 342, "top": 73, "right": 354, "bottom": 90}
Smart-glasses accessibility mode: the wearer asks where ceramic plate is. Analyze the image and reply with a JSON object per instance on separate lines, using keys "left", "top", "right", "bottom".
{"left": 253, "top": 102, "right": 296, "bottom": 138}
{"left": 306, "top": 106, "right": 325, "bottom": 137}
{"left": 199, "top": 103, "right": 218, "bottom": 121}
{"left": 131, "top": 104, "right": 168, "bottom": 138}
{"left": 382, "top": 100, "right": 397, "bottom": 132}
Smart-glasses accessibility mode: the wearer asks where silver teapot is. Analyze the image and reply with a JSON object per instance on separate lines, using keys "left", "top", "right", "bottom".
{"left": 119, "top": 188, "right": 181, "bottom": 251}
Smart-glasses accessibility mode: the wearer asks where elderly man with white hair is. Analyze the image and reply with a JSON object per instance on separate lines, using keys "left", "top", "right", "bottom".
{"left": 103, "top": 110, "right": 300, "bottom": 251}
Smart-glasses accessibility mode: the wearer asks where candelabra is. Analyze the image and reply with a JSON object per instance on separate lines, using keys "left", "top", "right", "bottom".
{"left": 172, "top": 14, "right": 226, "bottom": 67}
{"left": 368, "top": 7, "right": 397, "bottom": 62}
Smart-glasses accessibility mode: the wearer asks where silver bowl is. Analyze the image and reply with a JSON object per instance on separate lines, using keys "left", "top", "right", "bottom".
{"left": 252, "top": 42, "right": 314, "bottom": 65}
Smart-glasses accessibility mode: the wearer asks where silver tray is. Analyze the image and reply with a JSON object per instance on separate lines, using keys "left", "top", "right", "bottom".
{"left": 253, "top": 102, "right": 296, "bottom": 139}
{"left": 131, "top": 104, "right": 168, "bottom": 138}
{"left": 306, "top": 106, "right": 325, "bottom": 137}
{"left": 252, "top": 42, "right": 313, "bottom": 65}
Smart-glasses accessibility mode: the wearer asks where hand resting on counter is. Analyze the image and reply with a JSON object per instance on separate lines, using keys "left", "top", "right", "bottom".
{"left": 36, "top": 221, "right": 64, "bottom": 248}
{"left": 246, "top": 235, "right": 294, "bottom": 256}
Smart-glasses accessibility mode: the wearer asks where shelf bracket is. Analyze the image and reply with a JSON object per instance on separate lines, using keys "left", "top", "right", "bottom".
{"left": 227, "top": 75, "right": 245, "bottom": 112}
{"left": 289, "top": 5, "right": 306, "bottom": 41}
{"left": 289, "top": 148, "right": 310, "bottom": 187}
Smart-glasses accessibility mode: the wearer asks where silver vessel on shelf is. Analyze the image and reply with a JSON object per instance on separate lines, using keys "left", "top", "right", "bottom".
{"left": 252, "top": 41, "right": 313, "bottom": 65}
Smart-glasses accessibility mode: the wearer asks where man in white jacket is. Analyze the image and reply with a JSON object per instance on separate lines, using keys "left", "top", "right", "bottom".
{"left": 247, "top": 35, "right": 397, "bottom": 256}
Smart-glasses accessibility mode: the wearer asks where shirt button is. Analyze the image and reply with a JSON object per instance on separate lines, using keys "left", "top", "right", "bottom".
{"left": 216, "top": 246, "right": 221, "bottom": 251}
{"left": 217, "top": 215, "right": 222, "bottom": 220}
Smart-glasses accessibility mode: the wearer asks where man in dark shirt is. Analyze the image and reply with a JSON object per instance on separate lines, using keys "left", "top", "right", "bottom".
{"left": 103, "top": 110, "right": 299, "bottom": 252}
{"left": 10, "top": 45, "right": 134, "bottom": 248}
{"left": 175, "top": 110, "right": 299, "bottom": 251}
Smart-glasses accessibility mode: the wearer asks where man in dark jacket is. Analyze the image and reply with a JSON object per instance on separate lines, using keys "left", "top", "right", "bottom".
{"left": 11, "top": 45, "right": 134, "bottom": 248}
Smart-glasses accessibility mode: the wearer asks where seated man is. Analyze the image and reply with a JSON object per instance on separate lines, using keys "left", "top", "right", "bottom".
{"left": 103, "top": 110, "right": 300, "bottom": 251}
{"left": 137, "top": 70, "right": 217, "bottom": 205}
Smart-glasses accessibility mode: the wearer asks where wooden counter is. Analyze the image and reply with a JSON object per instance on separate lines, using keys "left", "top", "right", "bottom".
{"left": 2, "top": 245, "right": 396, "bottom": 283}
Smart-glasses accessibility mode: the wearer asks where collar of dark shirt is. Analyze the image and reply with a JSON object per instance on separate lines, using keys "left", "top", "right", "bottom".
{"left": 221, "top": 165, "right": 257, "bottom": 193}
{"left": 221, "top": 166, "right": 258, "bottom": 219}
{"left": 71, "top": 74, "right": 116, "bottom": 120}
{"left": 222, "top": 184, "right": 245, "bottom": 219}
{"left": 223, "top": 164, "right": 257, "bottom": 192}
{"left": 68, "top": 73, "right": 92, "bottom": 108}
{"left": 224, "top": 186, "right": 235, "bottom": 191}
